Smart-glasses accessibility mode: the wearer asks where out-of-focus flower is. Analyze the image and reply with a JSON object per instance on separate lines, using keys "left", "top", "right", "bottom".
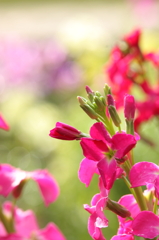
{"left": 0, "top": 39, "right": 82, "bottom": 97}
{"left": 0, "top": 114, "right": 9, "bottom": 131}
{"left": 0, "top": 201, "right": 66, "bottom": 240}
{"left": 0, "top": 164, "right": 59, "bottom": 206}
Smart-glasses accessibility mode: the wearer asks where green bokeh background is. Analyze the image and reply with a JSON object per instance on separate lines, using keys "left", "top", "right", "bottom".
{"left": 0, "top": 1, "right": 159, "bottom": 239}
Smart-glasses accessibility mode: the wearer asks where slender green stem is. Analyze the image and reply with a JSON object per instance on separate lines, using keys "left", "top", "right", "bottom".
{"left": 130, "top": 149, "right": 135, "bottom": 166}
{"left": 153, "top": 197, "right": 158, "bottom": 214}
{"left": 0, "top": 204, "right": 12, "bottom": 233}
{"left": 133, "top": 186, "right": 147, "bottom": 211}
{"left": 118, "top": 125, "right": 122, "bottom": 132}
{"left": 9, "top": 198, "right": 16, "bottom": 233}
{"left": 122, "top": 176, "right": 137, "bottom": 198}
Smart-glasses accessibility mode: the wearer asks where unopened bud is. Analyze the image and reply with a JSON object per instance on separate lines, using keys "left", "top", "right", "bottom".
{"left": 124, "top": 95, "right": 135, "bottom": 135}
{"left": 124, "top": 95, "right": 135, "bottom": 121}
{"left": 77, "top": 96, "right": 88, "bottom": 106}
{"left": 104, "top": 84, "right": 111, "bottom": 97}
{"left": 85, "top": 86, "right": 95, "bottom": 102}
{"left": 12, "top": 179, "right": 27, "bottom": 198}
{"left": 107, "top": 94, "right": 115, "bottom": 107}
{"left": 107, "top": 199, "right": 131, "bottom": 218}
{"left": 80, "top": 104, "right": 99, "bottom": 119}
{"left": 49, "top": 122, "right": 82, "bottom": 140}
{"left": 108, "top": 105, "right": 121, "bottom": 127}
{"left": 94, "top": 96, "right": 105, "bottom": 111}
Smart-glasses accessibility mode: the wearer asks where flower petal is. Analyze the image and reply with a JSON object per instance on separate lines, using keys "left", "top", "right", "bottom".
{"left": 129, "top": 162, "right": 159, "bottom": 188}
{"left": 37, "top": 223, "right": 66, "bottom": 240}
{"left": 90, "top": 122, "right": 111, "bottom": 144}
{"left": 111, "top": 133, "right": 136, "bottom": 159}
{"left": 32, "top": 170, "right": 60, "bottom": 206}
{"left": 78, "top": 158, "right": 98, "bottom": 187}
{"left": 132, "top": 211, "right": 159, "bottom": 239}
{"left": 80, "top": 138, "right": 108, "bottom": 161}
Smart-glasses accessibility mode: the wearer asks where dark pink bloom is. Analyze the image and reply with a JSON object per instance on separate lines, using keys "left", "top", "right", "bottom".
{"left": 0, "top": 115, "right": 9, "bottom": 131}
{"left": 49, "top": 122, "right": 82, "bottom": 140}
{"left": 123, "top": 29, "right": 141, "bottom": 48}
{"left": 84, "top": 180, "right": 108, "bottom": 240}
{"left": 80, "top": 122, "right": 137, "bottom": 189}
{"left": 0, "top": 164, "right": 59, "bottom": 206}
{"left": 124, "top": 95, "right": 135, "bottom": 120}
{"left": 132, "top": 211, "right": 159, "bottom": 239}
{"left": 129, "top": 161, "right": 159, "bottom": 198}
{"left": 110, "top": 195, "right": 159, "bottom": 239}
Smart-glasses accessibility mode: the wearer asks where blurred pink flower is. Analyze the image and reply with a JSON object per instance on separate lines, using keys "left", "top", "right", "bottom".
{"left": 0, "top": 164, "right": 59, "bottom": 206}
{"left": 0, "top": 39, "right": 82, "bottom": 96}
{"left": 0, "top": 114, "right": 9, "bottom": 131}
{"left": 0, "top": 201, "right": 66, "bottom": 240}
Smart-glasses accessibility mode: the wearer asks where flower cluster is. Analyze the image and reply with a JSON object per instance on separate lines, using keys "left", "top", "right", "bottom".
{"left": 106, "top": 29, "right": 159, "bottom": 145}
{"left": 0, "top": 40, "right": 82, "bottom": 96}
{"left": 0, "top": 115, "right": 66, "bottom": 240}
{"left": 50, "top": 83, "right": 159, "bottom": 240}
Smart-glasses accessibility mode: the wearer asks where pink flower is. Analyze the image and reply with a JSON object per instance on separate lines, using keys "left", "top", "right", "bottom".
{"left": 132, "top": 211, "right": 159, "bottom": 239}
{"left": 0, "top": 202, "right": 66, "bottom": 240}
{"left": 0, "top": 164, "right": 59, "bottom": 206}
{"left": 129, "top": 161, "right": 159, "bottom": 198}
{"left": 0, "top": 115, "right": 9, "bottom": 131}
{"left": 111, "top": 194, "right": 159, "bottom": 239}
{"left": 84, "top": 180, "right": 109, "bottom": 240}
{"left": 49, "top": 122, "right": 82, "bottom": 140}
{"left": 123, "top": 29, "right": 141, "bottom": 48}
{"left": 80, "top": 122, "right": 137, "bottom": 189}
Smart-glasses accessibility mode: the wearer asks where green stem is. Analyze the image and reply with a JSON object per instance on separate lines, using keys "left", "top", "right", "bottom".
{"left": 153, "top": 197, "right": 158, "bottom": 214}
{"left": 122, "top": 176, "right": 137, "bottom": 198}
{"left": 0, "top": 204, "right": 13, "bottom": 233}
{"left": 133, "top": 186, "right": 147, "bottom": 211}
{"left": 118, "top": 125, "right": 122, "bottom": 132}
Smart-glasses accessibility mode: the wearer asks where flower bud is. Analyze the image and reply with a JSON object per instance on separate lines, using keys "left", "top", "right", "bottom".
{"left": 107, "top": 199, "right": 131, "bottom": 218}
{"left": 108, "top": 105, "right": 121, "bottom": 127}
{"left": 85, "top": 86, "right": 95, "bottom": 102}
{"left": 94, "top": 96, "right": 105, "bottom": 111}
{"left": 124, "top": 95, "right": 135, "bottom": 121}
{"left": 107, "top": 94, "right": 115, "bottom": 107}
{"left": 12, "top": 179, "right": 27, "bottom": 198}
{"left": 49, "top": 122, "right": 82, "bottom": 140}
{"left": 104, "top": 84, "right": 111, "bottom": 97}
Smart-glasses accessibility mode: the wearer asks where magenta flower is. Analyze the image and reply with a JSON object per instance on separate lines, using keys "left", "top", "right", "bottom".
{"left": 0, "top": 164, "right": 59, "bottom": 206}
{"left": 116, "top": 194, "right": 140, "bottom": 238}
{"left": 123, "top": 29, "right": 141, "bottom": 48}
{"left": 111, "top": 194, "right": 159, "bottom": 239}
{"left": 0, "top": 115, "right": 9, "bottom": 131}
{"left": 132, "top": 211, "right": 159, "bottom": 239}
{"left": 49, "top": 122, "right": 82, "bottom": 140}
{"left": 0, "top": 202, "right": 66, "bottom": 240}
{"left": 84, "top": 179, "right": 109, "bottom": 240}
{"left": 129, "top": 161, "right": 159, "bottom": 198}
{"left": 80, "top": 122, "right": 137, "bottom": 189}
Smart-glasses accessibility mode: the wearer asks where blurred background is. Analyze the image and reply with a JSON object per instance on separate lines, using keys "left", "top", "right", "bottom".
{"left": 0, "top": 0, "right": 159, "bottom": 239}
